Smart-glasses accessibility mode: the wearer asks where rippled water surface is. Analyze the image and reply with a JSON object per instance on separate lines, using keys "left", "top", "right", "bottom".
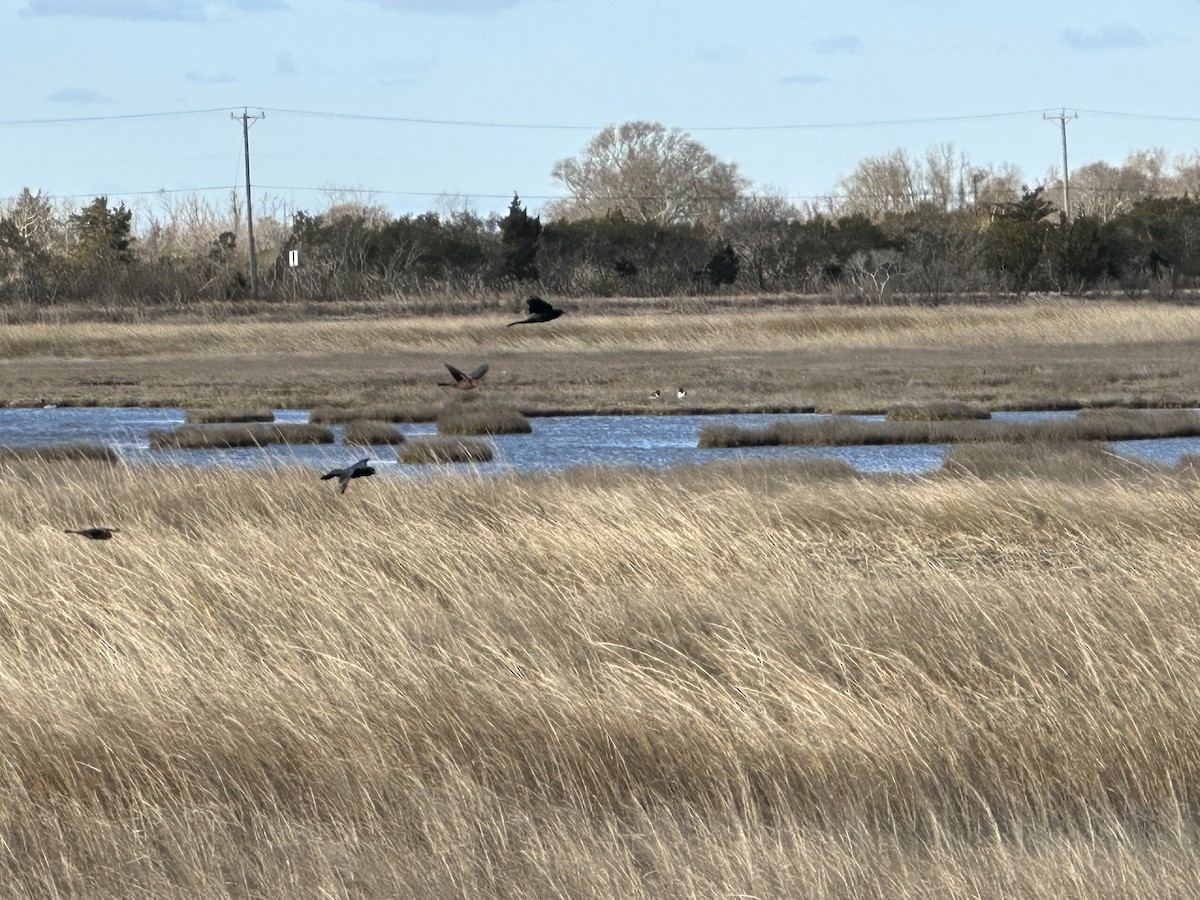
{"left": 0, "top": 406, "right": 1195, "bottom": 479}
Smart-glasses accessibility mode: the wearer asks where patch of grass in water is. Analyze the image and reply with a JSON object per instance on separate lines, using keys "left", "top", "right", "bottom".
{"left": 398, "top": 438, "right": 493, "bottom": 465}
{"left": 436, "top": 397, "right": 532, "bottom": 436}
{"left": 185, "top": 408, "right": 274, "bottom": 424}
{"left": 149, "top": 423, "right": 333, "bottom": 449}
{"left": 700, "top": 408, "right": 1200, "bottom": 448}
{"left": 343, "top": 421, "right": 407, "bottom": 446}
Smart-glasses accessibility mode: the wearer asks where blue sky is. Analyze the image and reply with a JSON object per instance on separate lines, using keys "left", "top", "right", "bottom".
{"left": 3, "top": 0, "right": 1199, "bottom": 223}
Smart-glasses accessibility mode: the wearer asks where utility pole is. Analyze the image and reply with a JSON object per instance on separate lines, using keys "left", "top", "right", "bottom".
{"left": 232, "top": 108, "right": 266, "bottom": 297}
{"left": 1044, "top": 108, "right": 1078, "bottom": 219}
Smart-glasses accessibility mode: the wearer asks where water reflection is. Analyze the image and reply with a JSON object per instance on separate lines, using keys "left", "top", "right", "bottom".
{"left": 0, "top": 405, "right": 1193, "bottom": 478}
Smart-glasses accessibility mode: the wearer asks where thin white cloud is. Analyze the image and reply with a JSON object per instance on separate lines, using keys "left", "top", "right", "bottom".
{"left": 810, "top": 35, "right": 863, "bottom": 55}
{"left": 349, "top": 0, "right": 532, "bottom": 13}
{"left": 695, "top": 45, "right": 744, "bottom": 64}
{"left": 1061, "top": 23, "right": 1152, "bottom": 50}
{"left": 372, "top": 57, "right": 437, "bottom": 87}
{"left": 275, "top": 53, "right": 299, "bottom": 77}
{"left": 47, "top": 87, "right": 113, "bottom": 103}
{"left": 274, "top": 53, "right": 334, "bottom": 79}
{"left": 185, "top": 70, "right": 237, "bottom": 84}
{"left": 783, "top": 73, "right": 829, "bottom": 85}
{"left": 21, "top": 0, "right": 285, "bottom": 21}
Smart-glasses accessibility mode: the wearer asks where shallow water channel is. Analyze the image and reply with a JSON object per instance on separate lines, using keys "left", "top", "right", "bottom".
{"left": 1, "top": 407, "right": 1197, "bottom": 478}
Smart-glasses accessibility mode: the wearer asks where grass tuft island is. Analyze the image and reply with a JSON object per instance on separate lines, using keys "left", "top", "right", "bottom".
{"left": 699, "top": 408, "right": 1200, "bottom": 448}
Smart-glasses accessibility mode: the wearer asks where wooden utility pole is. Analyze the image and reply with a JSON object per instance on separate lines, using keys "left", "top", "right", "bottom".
{"left": 232, "top": 109, "right": 266, "bottom": 297}
{"left": 1044, "top": 109, "right": 1078, "bottom": 219}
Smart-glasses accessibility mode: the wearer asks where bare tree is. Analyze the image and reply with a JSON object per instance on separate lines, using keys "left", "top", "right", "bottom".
{"left": 1069, "top": 161, "right": 1137, "bottom": 221}
{"left": 1172, "top": 151, "right": 1200, "bottom": 198}
{"left": 836, "top": 148, "right": 922, "bottom": 218}
{"left": 921, "top": 143, "right": 964, "bottom": 210}
{"left": 133, "top": 193, "right": 230, "bottom": 262}
{"left": 319, "top": 190, "right": 391, "bottom": 228}
{"left": 548, "top": 120, "right": 747, "bottom": 228}
{"left": 1055, "top": 149, "right": 1172, "bottom": 221}
{"left": 838, "top": 145, "right": 1017, "bottom": 220}
{"left": 723, "top": 190, "right": 802, "bottom": 291}
{"left": 1, "top": 188, "right": 63, "bottom": 249}
{"left": 970, "top": 163, "right": 1024, "bottom": 215}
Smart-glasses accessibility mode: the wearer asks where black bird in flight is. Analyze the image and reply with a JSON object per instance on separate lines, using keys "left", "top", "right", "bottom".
{"left": 507, "top": 295, "right": 564, "bottom": 326}
{"left": 65, "top": 527, "right": 119, "bottom": 540}
{"left": 438, "top": 362, "right": 489, "bottom": 390}
{"left": 321, "top": 457, "right": 376, "bottom": 494}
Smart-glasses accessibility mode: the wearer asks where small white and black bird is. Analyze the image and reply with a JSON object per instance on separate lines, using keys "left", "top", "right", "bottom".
{"left": 649, "top": 389, "right": 661, "bottom": 399}
{"left": 320, "top": 458, "right": 376, "bottom": 494}
{"left": 677, "top": 388, "right": 687, "bottom": 399}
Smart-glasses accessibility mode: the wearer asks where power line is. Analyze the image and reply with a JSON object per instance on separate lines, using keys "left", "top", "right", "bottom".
{"left": 18, "top": 180, "right": 1200, "bottom": 217}
{"left": 0, "top": 107, "right": 238, "bottom": 126}
{"left": 1075, "top": 108, "right": 1200, "bottom": 124}
{"left": 4, "top": 104, "right": 1192, "bottom": 132}
{"left": 30, "top": 186, "right": 238, "bottom": 200}
{"left": 256, "top": 106, "right": 597, "bottom": 131}
{"left": 251, "top": 105, "right": 1056, "bottom": 132}
{"left": 9, "top": 102, "right": 1200, "bottom": 212}
{"left": 684, "top": 109, "right": 1050, "bottom": 131}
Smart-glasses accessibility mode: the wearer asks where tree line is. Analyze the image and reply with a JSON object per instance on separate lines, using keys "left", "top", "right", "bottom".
{"left": 2, "top": 121, "right": 1200, "bottom": 309}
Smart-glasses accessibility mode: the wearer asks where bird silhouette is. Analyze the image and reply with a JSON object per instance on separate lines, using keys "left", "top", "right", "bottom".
{"left": 438, "top": 362, "right": 489, "bottom": 390}
{"left": 507, "top": 295, "right": 563, "bottom": 326}
{"left": 321, "top": 457, "right": 376, "bottom": 494}
{"left": 649, "top": 389, "right": 661, "bottom": 399}
{"left": 65, "top": 527, "right": 119, "bottom": 540}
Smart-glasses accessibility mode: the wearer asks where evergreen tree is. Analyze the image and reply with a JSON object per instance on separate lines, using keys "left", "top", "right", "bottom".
{"left": 68, "top": 196, "right": 134, "bottom": 268}
{"left": 499, "top": 193, "right": 542, "bottom": 282}
{"left": 982, "top": 187, "right": 1055, "bottom": 292}
{"left": 703, "top": 244, "right": 740, "bottom": 287}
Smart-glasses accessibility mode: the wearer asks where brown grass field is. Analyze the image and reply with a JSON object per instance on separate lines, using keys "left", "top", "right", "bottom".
{"left": 0, "top": 448, "right": 1198, "bottom": 896}
{"left": 4, "top": 296, "right": 1200, "bottom": 414}
{"left": 6, "top": 296, "right": 1200, "bottom": 896}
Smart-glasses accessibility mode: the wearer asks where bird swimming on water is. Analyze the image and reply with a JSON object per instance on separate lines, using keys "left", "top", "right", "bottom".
{"left": 507, "top": 295, "right": 564, "bottom": 326}
{"left": 438, "top": 362, "right": 489, "bottom": 390}
{"left": 65, "top": 527, "right": 119, "bottom": 540}
{"left": 320, "top": 457, "right": 376, "bottom": 494}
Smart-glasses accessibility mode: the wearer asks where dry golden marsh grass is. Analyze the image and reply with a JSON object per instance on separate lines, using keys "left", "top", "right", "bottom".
{"left": 6, "top": 297, "right": 1200, "bottom": 412}
{"left": 4, "top": 452, "right": 1200, "bottom": 896}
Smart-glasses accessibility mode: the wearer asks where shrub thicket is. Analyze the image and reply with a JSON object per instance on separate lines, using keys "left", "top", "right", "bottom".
{"left": 6, "top": 185, "right": 1200, "bottom": 308}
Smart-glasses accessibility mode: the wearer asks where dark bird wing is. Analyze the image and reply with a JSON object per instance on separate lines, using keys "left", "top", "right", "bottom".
{"left": 321, "top": 458, "right": 367, "bottom": 480}
{"left": 65, "top": 527, "right": 116, "bottom": 539}
{"left": 338, "top": 459, "right": 375, "bottom": 493}
{"left": 444, "top": 363, "right": 468, "bottom": 383}
{"left": 466, "top": 363, "right": 489, "bottom": 381}
{"left": 508, "top": 297, "right": 562, "bottom": 325}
